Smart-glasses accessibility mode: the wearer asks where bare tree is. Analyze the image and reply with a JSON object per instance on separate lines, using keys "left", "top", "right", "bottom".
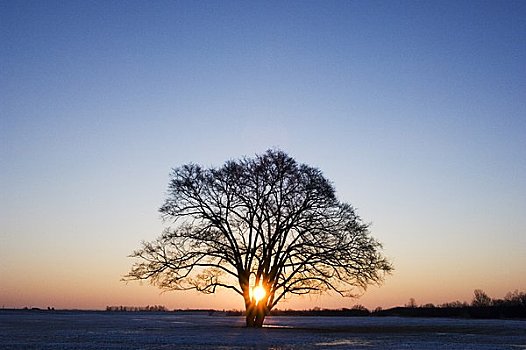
{"left": 472, "top": 289, "right": 492, "bottom": 307}
{"left": 406, "top": 298, "right": 417, "bottom": 308}
{"left": 126, "top": 150, "right": 392, "bottom": 327}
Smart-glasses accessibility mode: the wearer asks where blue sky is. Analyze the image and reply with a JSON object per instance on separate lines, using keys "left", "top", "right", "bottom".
{"left": 1, "top": 1, "right": 525, "bottom": 309}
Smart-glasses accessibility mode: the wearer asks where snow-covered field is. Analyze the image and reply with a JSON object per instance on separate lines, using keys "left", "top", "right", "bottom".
{"left": 1, "top": 310, "right": 525, "bottom": 349}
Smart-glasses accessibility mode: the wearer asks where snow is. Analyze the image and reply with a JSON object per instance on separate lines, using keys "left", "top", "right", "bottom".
{"left": 0, "top": 310, "right": 525, "bottom": 349}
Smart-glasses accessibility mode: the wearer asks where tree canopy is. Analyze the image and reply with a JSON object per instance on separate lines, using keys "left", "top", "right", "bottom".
{"left": 126, "top": 149, "right": 392, "bottom": 327}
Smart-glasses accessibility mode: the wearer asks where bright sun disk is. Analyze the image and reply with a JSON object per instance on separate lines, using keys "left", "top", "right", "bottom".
{"left": 252, "top": 285, "right": 266, "bottom": 304}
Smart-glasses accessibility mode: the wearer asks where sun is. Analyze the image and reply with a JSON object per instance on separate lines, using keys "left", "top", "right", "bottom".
{"left": 252, "top": 285, "right": 266, "bottom": 304}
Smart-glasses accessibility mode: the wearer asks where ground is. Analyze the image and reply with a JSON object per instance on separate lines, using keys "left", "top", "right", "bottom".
{"left": 1, "top": 310, "right": 525, "bottom": 349}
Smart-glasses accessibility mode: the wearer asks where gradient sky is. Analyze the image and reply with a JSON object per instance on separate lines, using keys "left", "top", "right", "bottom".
{"left": 1, "top": 0, "right": 525, "bottom": 311}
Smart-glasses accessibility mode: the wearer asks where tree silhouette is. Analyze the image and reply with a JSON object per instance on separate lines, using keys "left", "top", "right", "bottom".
{"left": 126, "top": 150, "right": 392, "bottom": 327}
{"left": 472, "top": 289, "right": 492, "bottom": 307}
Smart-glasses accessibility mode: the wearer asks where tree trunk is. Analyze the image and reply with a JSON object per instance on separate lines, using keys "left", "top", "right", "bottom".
{"left": 240, "top": 276, "right": 270, "bottom": 328}
{"left": 245, "top": 300, "right": 267, "bottom": 328}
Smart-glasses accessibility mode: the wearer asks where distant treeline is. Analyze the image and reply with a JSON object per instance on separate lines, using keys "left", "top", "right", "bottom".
{"left": 377, "top": 289, "right": 526, "bottom": 319}
{"left": 106, "top": 305, "right": 167, "bottom": 312}
{"left": 225, "top": 305, "right": 370, "bottom": 317}
{"left": 271, "top": 305, "right": 370, "bottom": 317}
{"left": 225, "top": 289, "right": 526, "bottom": 319}
{"left": 101, "top": 289, "right": 526, "bottom": 319}
{"left": 374, "top": 305, "right": 525, "bottom": 319}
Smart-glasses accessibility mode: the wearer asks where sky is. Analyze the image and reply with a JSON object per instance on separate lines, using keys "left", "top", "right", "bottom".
{"left": 1, "top": 0, "right": 525, "bottom": 311}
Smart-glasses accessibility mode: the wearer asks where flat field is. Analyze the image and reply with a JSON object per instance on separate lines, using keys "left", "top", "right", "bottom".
{"left": 0, "top": 310, "right": 525, "bottom": 349}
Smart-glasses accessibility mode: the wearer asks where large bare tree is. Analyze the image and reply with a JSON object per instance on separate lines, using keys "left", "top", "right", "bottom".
{"left": 126, "top": 150, "right": 392, "bottom": 327}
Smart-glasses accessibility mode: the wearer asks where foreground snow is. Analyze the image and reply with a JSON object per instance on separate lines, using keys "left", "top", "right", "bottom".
{"left": 0, "top": 310, "right": 525, "bottom": 349}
